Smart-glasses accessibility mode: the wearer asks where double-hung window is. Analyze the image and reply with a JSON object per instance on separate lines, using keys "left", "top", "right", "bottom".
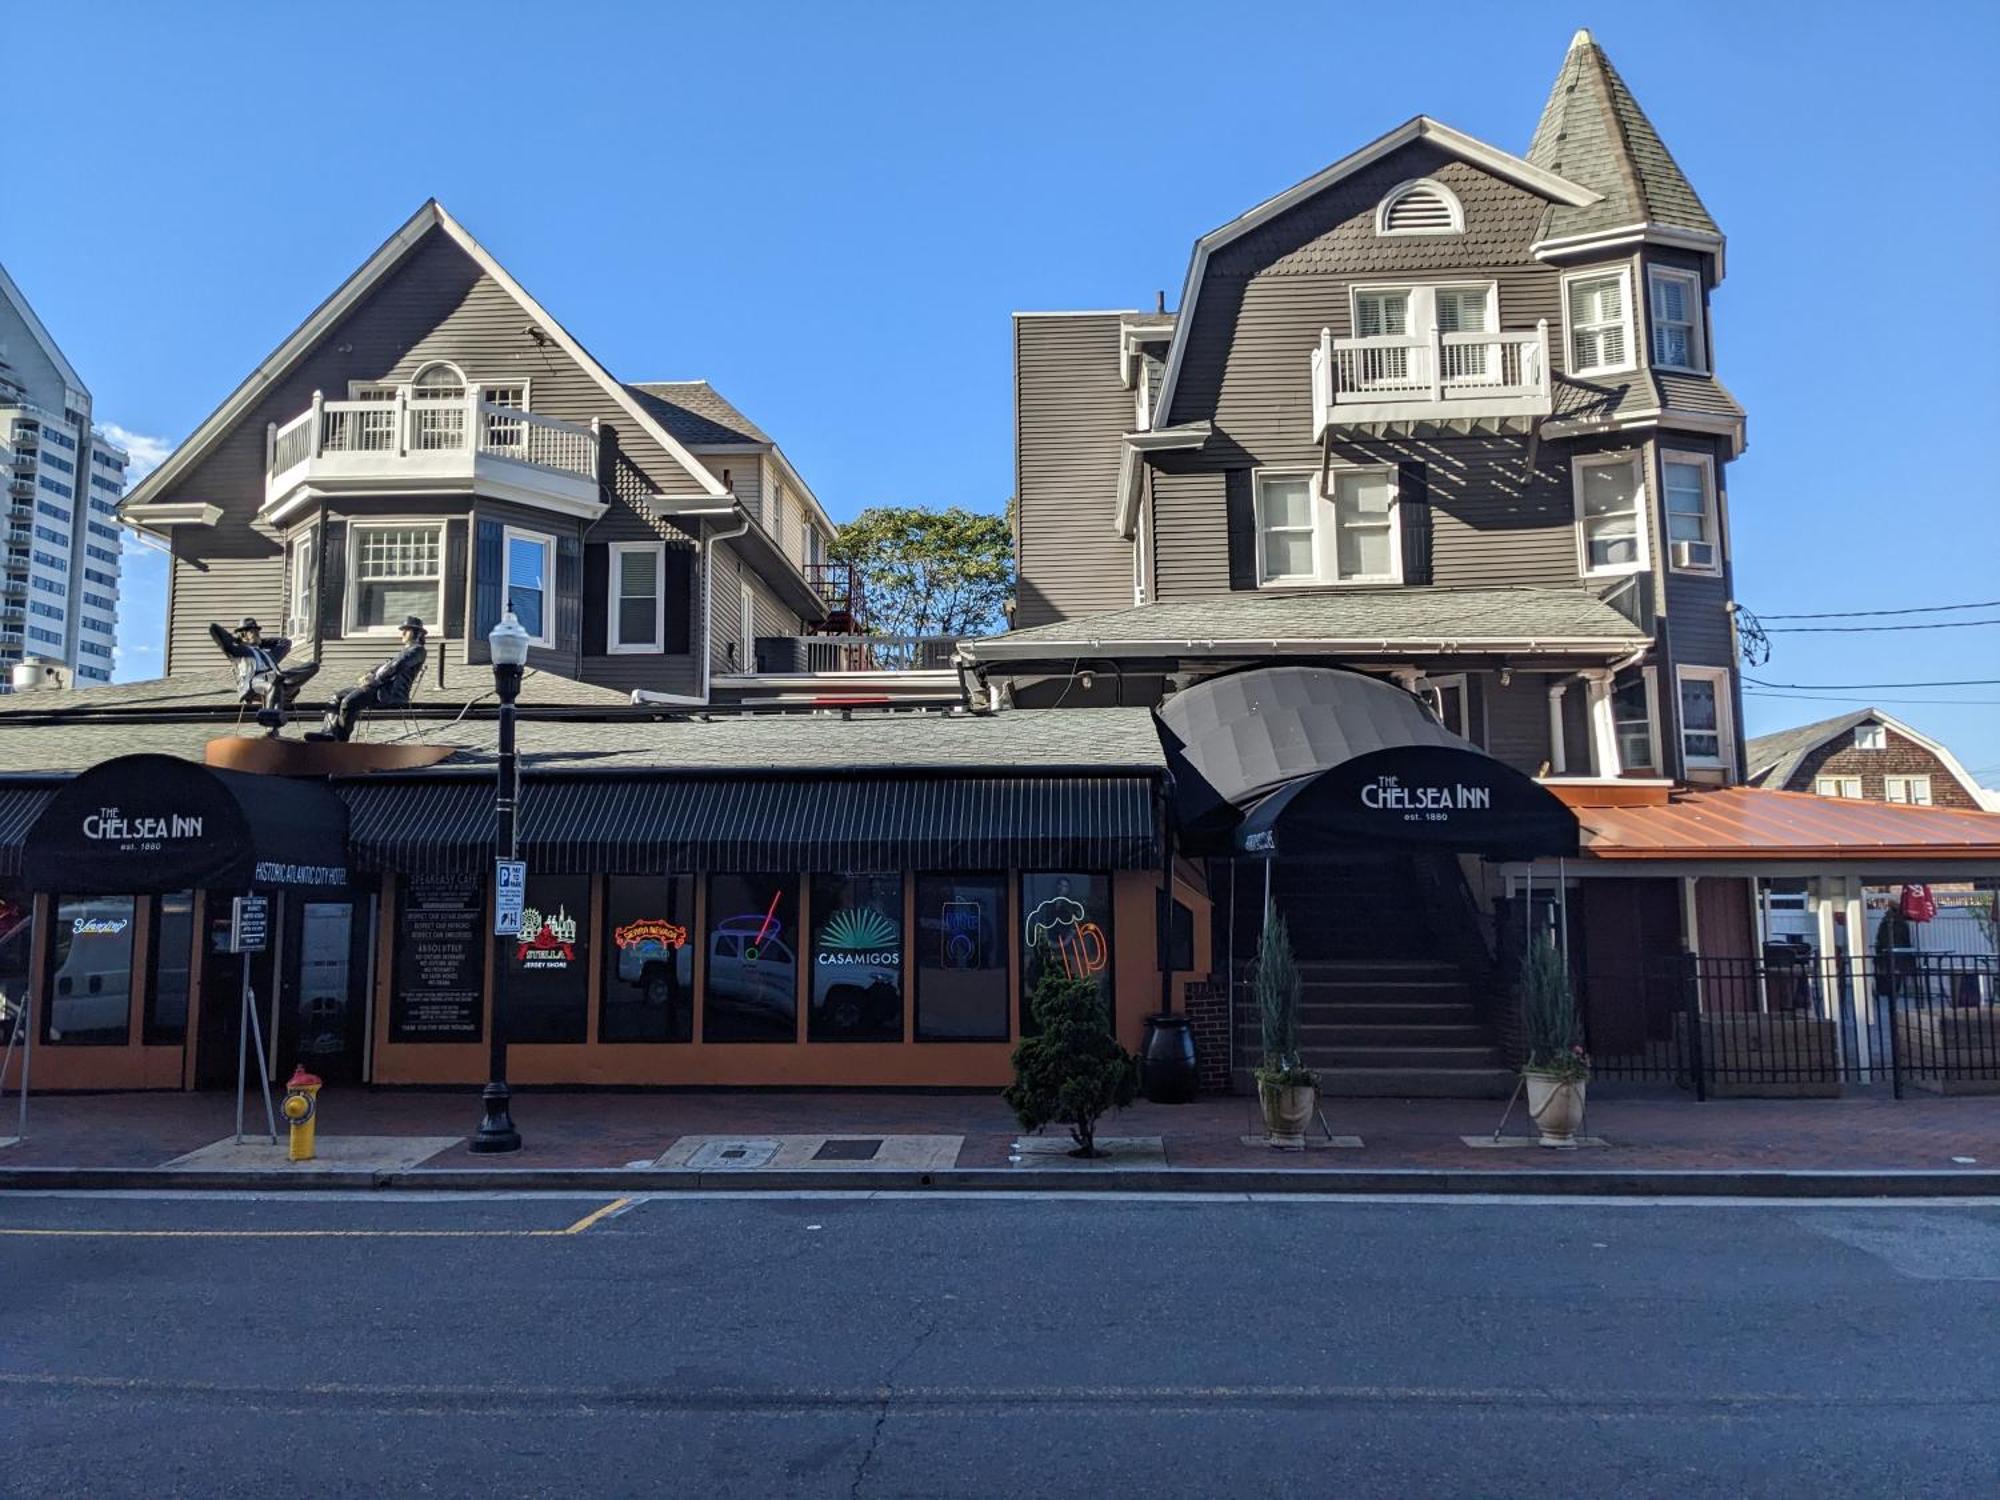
{"left": 502, "top": 527, "right": 554, "bottom": 646}
{"left": 1352, "top": 289, "right": 1412, "bottom": 385}
{"left": 1815, "top": 776, "right": 1863, "bottom": 800}
{"left": 1253, "top": 470, "right": 1400, "bottom": 586}
{"left": 1434, "top": 285, "right": 1494, "bottom": 382}
{"left": 349, "top": 523, "right": 443, "bottom": 634}
{"left": 1330, "top": 469, "right": 1398, "bottom": 581}
{"left": 286, "top": 530, "right": 316, "bottom": 639}
{"left": 1572, "top": 452, "right": 1647, "bottom": 576}
{"left": 1676, "top": 666, "right": 1732, "bottom": 774}
{"left": 1885, "top": 775, "right": 1932, "bottom": 806}
{"left": 1611, "top": 671, "right": 1660, "bottom": 775}
{"left": 1661, "top": 453, "right": 1720, "bottom": 572}
{"left": 1565, "top": 269, "right": 1633, "bottom": 376}
{"left": 1647, "top": 267, "right": 1705, "bottom": 371}
{"left": 608, "top": 541, "right": 664, "bottom": 653}
{"left": 1253, "top": 474, "right": 1316, "bottom": 582}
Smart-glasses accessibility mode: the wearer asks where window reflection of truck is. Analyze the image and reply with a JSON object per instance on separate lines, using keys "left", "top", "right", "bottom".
{"left": 48, "top": 902, "right": 133, "bottom": 1041}
{"left": 702, "top": 916, "right": 795, "bottom": 1023}
{"left": 613, "top": 920, "right": 691, "bottom": 1007}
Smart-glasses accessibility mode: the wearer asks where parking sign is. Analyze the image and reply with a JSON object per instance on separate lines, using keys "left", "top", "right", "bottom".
{"left": 494, "top": 859, "right": 527, "bottom": 936}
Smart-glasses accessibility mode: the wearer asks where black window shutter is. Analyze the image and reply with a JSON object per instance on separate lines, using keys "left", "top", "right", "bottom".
{"left": 472, "top": 519, "right": 503, "bottom": 641}
{"left": 555, "top": 534, "right": 582, "bottom": 657}
{"left": 664, "top": 546, "right": 692, "bottom": 654}
{"left": 1225, "top": 470, "right": 1255, "bottom": 590}
{"left": 442, "top": 518, "right": 469, "bottom": 639}
{"left": 318, "top": 519, "right": 347, "bottom": 640}
{"left": 582, "top": 543, "right": 608, "bottom": 658}
{"left": 1398, "top": 461, "right": 1433, "bottom": 586}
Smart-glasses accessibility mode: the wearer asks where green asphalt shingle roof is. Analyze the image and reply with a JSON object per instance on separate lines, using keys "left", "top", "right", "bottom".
{"left": 1527, "top": 30, "right": 1718, "bottom": 242}
{"left": 0, "top": 666, "right": 638, "bottom": 720}
{"left": 973, "top": 586, "right": 1649, "bottom": 655}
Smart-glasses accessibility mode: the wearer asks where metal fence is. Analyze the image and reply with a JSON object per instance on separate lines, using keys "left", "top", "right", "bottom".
{"left": 1576, "top": 954, "right": 2000, "bottom": 1099}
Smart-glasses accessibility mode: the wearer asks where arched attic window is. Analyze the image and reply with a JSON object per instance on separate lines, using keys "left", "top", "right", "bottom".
{"left": 1376, "top": 178, "right": 1463, "bottom": 236}
{"left": 410, "top": 361, "right": 468, "bottom": 400}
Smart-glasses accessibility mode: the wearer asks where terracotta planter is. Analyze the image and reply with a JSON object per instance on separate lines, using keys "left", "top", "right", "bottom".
{"left": 1259, "top": 1079, "right": 1317, "bottom": 1148}
{"left": 1524, "top": 1071, "right": 1588, "bottom": 1148}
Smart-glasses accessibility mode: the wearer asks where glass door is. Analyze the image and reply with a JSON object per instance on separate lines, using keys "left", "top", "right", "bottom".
{"left": 276, "top": 899, "right": 368, "bottom": 1084}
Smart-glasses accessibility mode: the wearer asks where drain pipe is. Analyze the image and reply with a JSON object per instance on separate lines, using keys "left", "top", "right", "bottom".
{"left": 698, "top": 504, "right": 753, "bottom": 706}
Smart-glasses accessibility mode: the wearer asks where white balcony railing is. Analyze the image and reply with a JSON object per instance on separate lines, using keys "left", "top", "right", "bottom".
{"left": 265, "top": 390, "right": 600, "bottom": 516}
{"left": 1311, "top": 320, "right": 1550, "bottom": 433}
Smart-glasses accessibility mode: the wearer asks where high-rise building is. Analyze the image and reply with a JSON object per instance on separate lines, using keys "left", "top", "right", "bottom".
{"left": 0, "top": 260, "right": 124, "bottom": 687}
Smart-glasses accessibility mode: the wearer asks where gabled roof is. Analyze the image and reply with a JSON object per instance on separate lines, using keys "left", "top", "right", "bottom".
{"left": 628, "top": 380, "right": 772, "bottom": 446}
{"left": 123, "top": 200, "right": 729, "bottom": 514}
{"left": 1154, "top": 116, "right": 1600, "bottom": 426}
{"left": 1746, "top": 707, "right": 1995, "bottom": 806}
{"left": 0, "top": 259, "right": 86, "bottom": 397}
{"left": 1527, "top": 29, "right": 1720, "bottom": 247}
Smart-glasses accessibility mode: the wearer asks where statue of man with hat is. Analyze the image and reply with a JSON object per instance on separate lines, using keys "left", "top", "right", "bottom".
{"left": 310, "top": 616, "right": 430, "bottom": 743}
{"left": 207, "top": 616, "right": 321, "bottom": 734}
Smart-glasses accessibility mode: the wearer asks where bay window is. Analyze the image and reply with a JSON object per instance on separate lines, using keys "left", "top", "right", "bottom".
{"left": 1572, "top": 452, "right": 1647, "bottom": 576}
{"left": 349, "top": 523, "right": 443, "bottom": 634}
{"left": 609, "top": 541, "right": 664, "bottom": 653}
{"left": 502, "top": 527, "right": 554, "bottom": 646}
{"left": 1676, "top": 666, "right": 1732, "bottom": 773}
{"left": 1661, "top": 454, "right": 1719, "bottom": 572}
{"left": 1647, "top": 267, "right": 1705, "bottom": 371}
{"left": 1565, "top": 269, "right": 1633, "bottom": 375}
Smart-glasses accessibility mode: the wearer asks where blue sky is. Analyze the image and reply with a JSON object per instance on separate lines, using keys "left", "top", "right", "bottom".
{"left": 7, "top": 1, "right": 1997, "bottom": 782}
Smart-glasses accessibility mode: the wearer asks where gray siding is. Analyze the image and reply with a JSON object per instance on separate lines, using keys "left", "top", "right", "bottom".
{"left": 1483, "top": 672, "right": 1560, "bottom": 776}
{"left": 1013, "top": 313, "right": 1135, "bottom": 627}
{"left": 709, "top": 537, "right": 804, "bottom": 676}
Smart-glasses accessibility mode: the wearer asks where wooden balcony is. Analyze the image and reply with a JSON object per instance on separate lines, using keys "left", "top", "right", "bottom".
{"left": 1310, "top": 322, "right": 1551, "bottom": 436}
{"left": 264, "top": 391, "right": 604, "bottom": 521}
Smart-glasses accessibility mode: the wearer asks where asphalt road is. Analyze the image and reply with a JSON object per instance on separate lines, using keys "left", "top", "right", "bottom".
{"left": 1, "top": 1190, "right": 1996, "bottom": 1498}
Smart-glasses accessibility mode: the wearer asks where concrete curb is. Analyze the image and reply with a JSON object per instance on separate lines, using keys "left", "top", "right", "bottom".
{"left": 3, "top": 1166, "right": 1998, "bottom": 1197}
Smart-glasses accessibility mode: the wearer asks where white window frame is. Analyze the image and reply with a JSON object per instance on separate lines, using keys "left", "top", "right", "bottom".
{"left": 1815, "top": 776, "right": 1863, "bottom": 800}
{"left": 607, "top": 540, "right": 666, "bottom": 654}
{"left": 1885, "top": 774, "right": 1933, "bottom": 806}
{"left": 1611, "top": 666, "right": 1664, "bottom": 776}
{"left": 1646, "top": 266, "right": 1707, "bottom": 373}
{"left": 500, "top": 525, "right": 556, "bottom": 649}
{"left": 1659, "top": 450, "right": 1722, "bottom": 575}
{"left": 1375, "top": 177, "right": 1465, "bottom": 237}
{"left": 409, "top": 360, "right": 468, "bottom": 400}
{"left": 1853, "top": 722, "right": 1887, "bottom": 751}
{"left": 1252, "top": 470, "right": 1319, "bottom": 585}
{"left": 1425, "top": 673, "right": 1471, "bottom": 740}
{"left": 1348, "top": 281, "right": 1501, "bottom": 388}
{"left": 286, "top": 530, "right": 316, "bottom": 640}
{"left": 1675, "top": 665, "right": 1734, "bottom": 776}
{"left": 1561, "top": 266, "right": 1636, "bottom": 377}
{"left": 345, "top": 519, "right": 446, "bottom": 638}
{"left": 1570, "top": 450, "right": 1650, "bottom": 578}
{"left": 348, "top": 376, "right": 532, "bottom": 407}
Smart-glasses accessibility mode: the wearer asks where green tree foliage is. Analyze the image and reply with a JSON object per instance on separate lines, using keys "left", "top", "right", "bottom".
{"left": 829, "top": 505, "right": 1014, "bottom": 639}
{"left": 1003, "top": 947, "right": 1138, "bottom": 1158}
{"left": 1252, "top": 906, "right": 1315, "bottom": 1087}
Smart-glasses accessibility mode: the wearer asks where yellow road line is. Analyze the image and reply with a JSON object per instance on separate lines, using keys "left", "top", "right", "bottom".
{"left": 0, "top": 1197, "right": 636, "bottom": 1240}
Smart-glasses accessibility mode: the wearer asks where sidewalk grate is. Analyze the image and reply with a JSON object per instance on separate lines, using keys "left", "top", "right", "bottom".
{"left": 812, "top": 1139, "right": 884, "bottom": 1162}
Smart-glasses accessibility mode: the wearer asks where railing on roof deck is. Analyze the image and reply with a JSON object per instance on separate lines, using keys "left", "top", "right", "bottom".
{"left": 1312, "top": 322, "right": 1550, "bottom": 412}
{"left": 267, "top": 392, "right": 598, "bottom": 481}
{"left": 753, "top": 633, "right": 960, "bottom": 674}
{"left": 804, "top": 560, "right": 865, "bottom": 626}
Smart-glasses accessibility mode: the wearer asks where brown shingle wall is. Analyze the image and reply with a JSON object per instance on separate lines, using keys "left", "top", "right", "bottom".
{"left": 1785, "top": 730, "right": 1982, "bottom": 810}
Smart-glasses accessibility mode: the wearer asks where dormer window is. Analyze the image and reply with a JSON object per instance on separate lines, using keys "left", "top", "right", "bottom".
{"left": 1376, "top": 179, "right": 1463, "bottom": 236}
{"left": 1854, "top": 722, "right": 1886, "bottom": 752}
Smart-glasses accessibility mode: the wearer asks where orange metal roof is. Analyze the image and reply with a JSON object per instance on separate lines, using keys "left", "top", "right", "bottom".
{"left": 1550, "top": 783, "right": 2000, "bottom": 861}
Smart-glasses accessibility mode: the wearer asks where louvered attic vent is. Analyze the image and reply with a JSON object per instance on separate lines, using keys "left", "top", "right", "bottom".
{"left": 1377, "top": 179, "right": 1463, "bottom": 235}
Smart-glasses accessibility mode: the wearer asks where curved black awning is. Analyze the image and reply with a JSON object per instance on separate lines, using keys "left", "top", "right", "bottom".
{"left": 1157, "top": 666, "right": 1576, "bottom": 859}
{"left": 21, "top": 754, "right": 350, "bottom": 895}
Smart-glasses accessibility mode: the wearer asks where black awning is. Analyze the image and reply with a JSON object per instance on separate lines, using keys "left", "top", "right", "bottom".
{"left": 21, "top": 754, "right": 351, "bottom": 895}
{"left": 343, "top": 773, "right": 1162, "bottom": 876}
{"left": 1234, "top": 744, "right": 1578, "bottom": 860}
{"left": 0, "top": 785, "right": 55, "bottom": 878}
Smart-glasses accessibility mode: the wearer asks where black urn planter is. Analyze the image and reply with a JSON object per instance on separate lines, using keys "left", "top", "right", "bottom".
{"left": 1140, "top": 1013, "right": 1199, "bottom": 1104}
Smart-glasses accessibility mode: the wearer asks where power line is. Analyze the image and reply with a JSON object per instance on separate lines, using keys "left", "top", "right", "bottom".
{"left": 1744, "top": 675, "right": 2000, "bottom": 691}
{"left": 1757, "top": 598, "right": 2000, "bottom": 621}
{"left": 1744, "top": 691, "right": 2000, "bottom": 707}
{"left": 1764, "top": 617, "right": 2000, "bottom": 634}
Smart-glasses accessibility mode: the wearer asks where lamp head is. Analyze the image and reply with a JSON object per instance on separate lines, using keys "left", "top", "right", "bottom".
{"left": 489, "top": 610, "right": 532, "bottom": 668}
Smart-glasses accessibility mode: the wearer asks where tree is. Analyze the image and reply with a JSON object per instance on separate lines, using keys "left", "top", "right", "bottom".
{"left": 1003, "top": 947, "right": 1138, "bottom": 1158}
{"left": 829, "top": 505, "right": 1014, "bottom": 640}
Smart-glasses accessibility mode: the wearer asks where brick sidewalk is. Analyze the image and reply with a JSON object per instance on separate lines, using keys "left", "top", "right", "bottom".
{"left": 1, "top": 1086, "right": 1992, "bottom": 1174}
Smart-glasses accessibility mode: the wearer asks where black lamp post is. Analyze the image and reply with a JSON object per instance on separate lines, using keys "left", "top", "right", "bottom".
{"left": 471, "top": 610, "right": 531, "bottom": 1154}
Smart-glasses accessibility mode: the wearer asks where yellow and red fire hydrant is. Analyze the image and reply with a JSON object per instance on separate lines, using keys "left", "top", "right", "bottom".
{"left": 282, "top": 1065, "right": 322, "bottom": 1162}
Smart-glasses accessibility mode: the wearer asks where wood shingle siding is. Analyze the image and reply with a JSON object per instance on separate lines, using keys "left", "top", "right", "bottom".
{"left": 1013, "top": 313, "right": 1135, "bottom": 627}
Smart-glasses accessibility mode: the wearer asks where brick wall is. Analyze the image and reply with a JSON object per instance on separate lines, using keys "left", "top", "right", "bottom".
{"left": 1786, "top": 727, "right": 1981, "bottom": 810}
{"left": 1183, "top": 978, "right": 1235, "bottom": 1095}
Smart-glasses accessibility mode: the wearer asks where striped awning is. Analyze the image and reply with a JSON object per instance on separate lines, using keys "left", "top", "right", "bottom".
{"left": 341, "top": 773, "right": 1162, "bottom": 876}
{"left": 0, "top": 785, "right": 55, "bottom": 877}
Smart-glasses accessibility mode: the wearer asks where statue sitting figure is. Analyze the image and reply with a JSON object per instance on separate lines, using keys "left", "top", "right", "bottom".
{"left": 309, "top": 616, "right": 428, "bottom": 743}
{"left": 208, "top": 616, "right": 320, "bottom": 734}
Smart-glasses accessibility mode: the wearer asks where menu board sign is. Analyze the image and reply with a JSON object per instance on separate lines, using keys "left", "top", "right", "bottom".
{"left": 391, "top": 875, "right": 485, "bottom": 1041}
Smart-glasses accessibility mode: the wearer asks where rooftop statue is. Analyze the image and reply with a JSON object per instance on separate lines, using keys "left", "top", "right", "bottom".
{"left": 308, "top": 616, "right": 428, "bottom": 743}
{"left": 208, "top": 617, "right": 320, "bottom": 734}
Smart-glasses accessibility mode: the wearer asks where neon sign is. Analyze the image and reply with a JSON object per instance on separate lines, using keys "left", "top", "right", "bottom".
{"left": 614, "top": 918, "right": 687, "bottom": 952}
{"left": 1024, "top": 894, "right": 1108, "bottom": 980}
{"left": 515, "top": 904, "right": 579, "bottom": 968}
{"left": 817, "top": 906, "right": 901, "bottom": 967}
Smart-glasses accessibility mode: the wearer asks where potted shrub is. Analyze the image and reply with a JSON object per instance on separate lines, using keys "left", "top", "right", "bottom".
{"left": 1004, "top": 945, "right": 1138, "bottom": 1158}
{"left": 1519, "top": 934, "right": 1590, "bottom": 1147}
{"left": 1252, "top": 906, "right": 1318, "bottom": 1148}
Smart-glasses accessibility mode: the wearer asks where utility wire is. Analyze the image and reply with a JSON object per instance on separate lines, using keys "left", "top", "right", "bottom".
{"left": 1744, "top": 675, "right": 2000, "bottom": 691}
{"left": 1764, "top": 617, "right": 2000, "bottom": 634}
{"left": 1744, "top": 691, "right": 2000, "bottom": 707}
{"left": 1756, "top": 598, "right": 2000, "bottom": 621}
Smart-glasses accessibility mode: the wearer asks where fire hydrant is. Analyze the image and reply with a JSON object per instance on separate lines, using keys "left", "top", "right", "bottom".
{"left": 282, "top": 1065, "right": 322, "bottom": 1162}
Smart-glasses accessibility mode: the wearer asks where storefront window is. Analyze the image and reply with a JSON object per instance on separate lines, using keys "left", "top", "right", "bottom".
{"left": 0, "top": 891, "right": 31, "bottom": 1047}
{"left": 503, "top": 874, "right": 590, "bottom": 1044}
{"left": 146, "top": 891, "right": 195, "bottom": 1044}
{"left": 703, "top": 874, "right": 798, "bottom": 1042}
{"left": 809, "top": 873, "right": 904, "bottom": 1042}
{"left": 602, "top": 875, "right": 695, "bottom": 1042}
{"left": 915, "top": 873, "right": 1008, "bottom": 1041}
{"left": 46, "top": 894, "right": 136, "bottom": 1044}
{"left": 1020, "top": 872, "right": 1113, "bottom": 1033}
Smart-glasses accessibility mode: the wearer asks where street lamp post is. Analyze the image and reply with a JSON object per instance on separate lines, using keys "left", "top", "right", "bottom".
{"left": 471, "top": 610, "right": 531, "bottom": 1154}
